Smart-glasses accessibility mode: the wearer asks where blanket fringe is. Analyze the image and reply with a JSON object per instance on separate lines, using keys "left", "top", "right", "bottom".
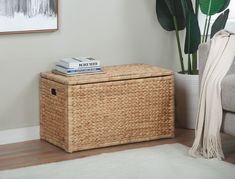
{"left": 203, "top": 136, "right": 224, "bottom": 160}
{"left": 189, "top": 135, "right": 224, "bottom": 160}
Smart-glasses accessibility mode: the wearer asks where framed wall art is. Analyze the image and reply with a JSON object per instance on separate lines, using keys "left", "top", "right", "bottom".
{"left": 0, "top": 0, "right": 58, "bottom": 34}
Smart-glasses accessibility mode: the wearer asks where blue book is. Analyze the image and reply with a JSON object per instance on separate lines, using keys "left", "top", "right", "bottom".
{"left": 55, "top": 65, "right": 102, "bottom": 74}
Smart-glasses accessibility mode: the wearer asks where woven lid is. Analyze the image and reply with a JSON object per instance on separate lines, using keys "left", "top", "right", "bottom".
{"left": 40, "top": 64, "right": 173, "bottom": 85}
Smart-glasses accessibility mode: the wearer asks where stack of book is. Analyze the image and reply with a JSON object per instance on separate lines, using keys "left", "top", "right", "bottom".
{"left": 54, "top": 57, "right": 102, "bottom": 76}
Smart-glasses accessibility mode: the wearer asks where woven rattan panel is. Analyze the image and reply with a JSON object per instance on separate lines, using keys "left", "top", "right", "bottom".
{"left": 67, "top": 76, "right": 174, "bottom": 152}
{"left": 40, "top": 79, "right": 68, "bottom": 150}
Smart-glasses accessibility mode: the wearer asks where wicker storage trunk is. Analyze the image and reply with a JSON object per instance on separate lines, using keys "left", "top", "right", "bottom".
{"left": 40, "top": 64, "right": 175, "bottom": 153}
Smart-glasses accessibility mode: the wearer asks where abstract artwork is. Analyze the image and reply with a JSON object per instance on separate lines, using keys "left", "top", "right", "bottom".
{"left": 0, "top": 0, "right": 58, "bottom": 34}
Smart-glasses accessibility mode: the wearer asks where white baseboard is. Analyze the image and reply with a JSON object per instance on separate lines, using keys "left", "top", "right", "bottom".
{"left": 0, "top": 126, "right": 40, "bottom": 145}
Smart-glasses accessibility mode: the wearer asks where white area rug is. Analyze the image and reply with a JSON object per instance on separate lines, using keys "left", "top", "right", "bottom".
{"left": 0, "top": 144, "right": 235, "bottom": 179}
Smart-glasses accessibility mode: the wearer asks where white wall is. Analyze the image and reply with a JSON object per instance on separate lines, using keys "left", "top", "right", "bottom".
{"left": 0, "top": 0, "right": 175, "bottom": 130}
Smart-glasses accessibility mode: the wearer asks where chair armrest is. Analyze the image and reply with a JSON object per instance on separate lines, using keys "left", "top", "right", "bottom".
{"left": 198, "top": 42, "right": 235, "bottom": 77}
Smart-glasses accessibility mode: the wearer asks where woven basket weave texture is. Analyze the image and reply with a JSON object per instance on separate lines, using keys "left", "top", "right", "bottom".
{"left": 40, "top": 64, "right": 175, "bottom": 152}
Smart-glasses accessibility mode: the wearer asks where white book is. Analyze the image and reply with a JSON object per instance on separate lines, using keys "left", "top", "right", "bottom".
{"left": 74, "top": 57, "right": 101, "bottom": 68}
{"left": 77, "top": 67, "right": 102, "bottom": 73}
{"left": 57, "top": 58, "right": 100, "bottom": 68}
{"left": 57, "top": 58, "right": 79, "bottom": 68}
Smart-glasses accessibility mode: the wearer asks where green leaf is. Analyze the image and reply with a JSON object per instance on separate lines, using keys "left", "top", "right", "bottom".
{"left": 164, "top": 0, "right": 177, "bottom": 15}
{"left": 181, "top": 0, "right": 201, "bottom": 54}
{"left": 156, "top": 0, "right": 174, "bottom": 31}
{"left": 199, "top": 0, "right": 225, "bottom": 16}
{"left": 219, "top": 0, "right": 230, "bottom": 12}
{"left": 210, "top": 9, "right": 230, "bottom": 38}
{"left": 184, "top": 11, "right": 201, "bottom": 54}
{"left": 156, "top": 0, "right": 185, "bottom": 31}
{"left": 181, "top": 0, "right": 194, "bottom": 18}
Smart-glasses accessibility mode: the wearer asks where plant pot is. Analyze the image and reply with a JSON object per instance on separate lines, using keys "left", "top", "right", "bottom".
{"left": 175, "top": 72, "right": 199, "bottom": 129}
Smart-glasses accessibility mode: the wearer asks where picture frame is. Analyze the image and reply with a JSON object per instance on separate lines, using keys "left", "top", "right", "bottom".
{"left": 0, "top": 0, "right": 59, "bottom": 35}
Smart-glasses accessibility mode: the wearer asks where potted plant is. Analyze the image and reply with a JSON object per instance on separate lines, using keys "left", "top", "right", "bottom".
{"left": 156, "top": 0, "right": 230, "bottom": 129}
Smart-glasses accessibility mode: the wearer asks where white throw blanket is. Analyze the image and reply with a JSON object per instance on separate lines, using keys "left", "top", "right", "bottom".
{"left": 189, "top": 30, "right": 235, "bottom": 160}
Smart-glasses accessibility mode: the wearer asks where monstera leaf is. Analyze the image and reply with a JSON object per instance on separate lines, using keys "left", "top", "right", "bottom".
{"left": 199, "top": 0, "right": 225, "bottom": 16}
{"left": 211, "top": 9, "right": 230, "bottom": 38}
{"left": 156, "top": 0, "right": 185, "bottom": 31}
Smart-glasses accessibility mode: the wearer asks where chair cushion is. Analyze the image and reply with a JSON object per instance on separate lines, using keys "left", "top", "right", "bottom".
{"left": 222, "top": 74, "right": 235, "bottom": 112}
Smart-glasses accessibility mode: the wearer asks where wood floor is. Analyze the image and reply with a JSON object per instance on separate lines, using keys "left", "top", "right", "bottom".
{"left": 0, "top": 129, "right": 235, "bottom": 171}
